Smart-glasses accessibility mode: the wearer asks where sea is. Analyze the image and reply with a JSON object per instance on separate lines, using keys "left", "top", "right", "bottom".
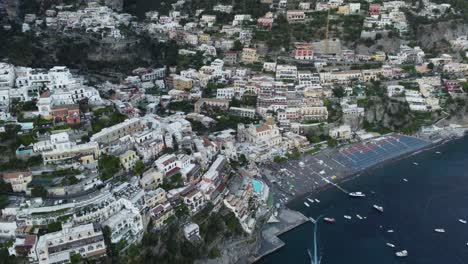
{"left": 257, "top": 136, "right": 468, "bottom": 264}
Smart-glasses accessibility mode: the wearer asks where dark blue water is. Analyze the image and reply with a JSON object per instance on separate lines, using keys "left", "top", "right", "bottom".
{"left": 258, "top": 137, "right": 468, "bottom": 264}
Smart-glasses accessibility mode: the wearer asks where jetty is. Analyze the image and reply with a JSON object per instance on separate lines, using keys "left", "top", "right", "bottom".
{"left": 252, "top": 209, "right": 309, "bottom": 262}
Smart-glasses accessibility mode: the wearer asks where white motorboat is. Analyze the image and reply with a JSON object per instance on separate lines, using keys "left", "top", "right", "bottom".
{"left": 344, "top": 215, "right": 352, "bottom": 219}
{"left": 459, "top": 219, "right": 467, "bottom": 224}
{"left": 387, "top": 229, "right": 394, "bottom": 233}
{"left": 403, "top": 178, "right": 408, "bottom": 182}
{"left": 304, "top": 202, "right": 310, "bottom": 207}
{"left": 434, "top": 228, "right": 445, "bottom": 233}
{"left": 395, "top": 250, "right": 408, "bottom": 257}
{"left": 356, "top": 214, "right": 363, "bottom": 220}
{"left": 307, "top": 198, "right": 314, "bottom": 203}
{"left": 386, "top": 243, "right": 395, "bottom": 248}
{"left": 349, "top": 192, "right": 366, "bottom": 198}
{"left": 373, "top": 205, "right": 384, "bottom": 213}
{"left": 315, "top": 199, "right": 320, "bottom": 203}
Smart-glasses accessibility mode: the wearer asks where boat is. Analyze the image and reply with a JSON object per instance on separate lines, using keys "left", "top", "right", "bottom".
{"left": 434, "top": 228, "right": 445, "bottom": 233}
{"left": 323, "top": 217, "right": 336, "bottom": 223}
{"left": 315, "top": 199, "right": 320, "bottom": 203}
{"left": 413, "top": 162, "right": 419, "bottom": 165}
{"left": 356, "top": 214, "right": 363, "bottom": 220}
{"left": 386, "top": 243, "right": 395, "bottom": 248}
{"left": 373, "top": 205, "right": 384, "bottom": 213}
{"left": 395, "top": 250, "right": 408, "bottom": 257}
{"left": 459, "top": 219, "right": 467, "bottom": 224}
{"left": 403, "top": 178, "right": 408, "bottom": 182}
{"left": 349, "top": 192, "right": 366, "bottom": 198}
{"left": 387, "top": 229, "right": 394, "bottom": 233}
{"left": 344, "top": 215, "right": 352, "bottom": 219}
{"left": 307, "top": 198, "right": 315, "bottom": 203}
{"left": 304, "top": 202, "right": 310, "bottom": 207}
{"left": 436, "top": 151, "right": 441, "bottom": 154}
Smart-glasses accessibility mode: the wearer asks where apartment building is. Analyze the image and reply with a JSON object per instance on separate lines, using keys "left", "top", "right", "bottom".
{"left": 33, "top": 223, "right": 106, "bottom": 264}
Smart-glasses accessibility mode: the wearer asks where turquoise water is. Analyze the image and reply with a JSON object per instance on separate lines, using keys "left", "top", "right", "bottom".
{"left": 253, "top": 179, "right": 263, "bottom": 193}
{"left": 257, "top": 137, "right": 468, "bottom": 264}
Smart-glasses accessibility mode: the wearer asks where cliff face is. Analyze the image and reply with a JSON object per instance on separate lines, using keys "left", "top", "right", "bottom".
{"left": 415, "top": 20, "right": 468, "bottom": 50}
{"left": 3, "top": 0, "right": 21, "bottom": 21}
{"left": 365, "top": 97, "right": 412, "bottom": 131}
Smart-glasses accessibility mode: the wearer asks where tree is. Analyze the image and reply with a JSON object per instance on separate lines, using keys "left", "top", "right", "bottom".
{"left": 332, "top": 86, "right": 346, "bottom": 98}
{"left": 133, "top": 160, "right": 146, "bottom": 176}
{"left": 70, "top": 253, "right": 83, "bottom": 264}
{"left": 31, "top": 186, "right": 48, "bottom": 198}
{"left": 46, "top": 222, "right": 62, "bottom": 233}
{"left": 233, "top": 40, "right": 243, "bottom": 51}
{"left": 99, "top": 154, "right": 121, "bottom": 181}
{"left": 327, "top": 138, "right": 338, "bottom": 147}
{"left": 427, "top": 62, "right": 435, "bottom": 70}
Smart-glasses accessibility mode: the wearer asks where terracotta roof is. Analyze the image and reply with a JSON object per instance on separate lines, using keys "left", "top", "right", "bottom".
{"left": 255, "top": 124, "right": 270, "bottom": 133}
{"left": 3, "top": 171, "right": 32, "bottom": 179}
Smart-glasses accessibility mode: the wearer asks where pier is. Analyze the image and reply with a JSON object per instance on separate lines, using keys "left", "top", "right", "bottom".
{"left": 252, "top": 209, "right": 309, "bottom": 262}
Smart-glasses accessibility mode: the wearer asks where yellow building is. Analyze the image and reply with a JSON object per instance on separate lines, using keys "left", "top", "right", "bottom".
{"left": 145, "top": 188, "right": 167, "bottom": 208}
{"left": 198, "top": 33, "right": 211, "bottom": 44}
{"left": 119, "top": 150, "right": 140, "bottom": 171}
{"left": 337, "top": 5, "right": 350, "bottom": 15}
{"left": 174, "top": 76, "right": 193, "bottom": 90}
{"left": 372, "top": 51, "right": 386, "bottom": 62}
{"left": 3, "top": 171, "right": 32, "bottom": 192}
{"left": 150, "top": 203, "right": 175, "bottom": 229}
{"left": 241, "top": 47, "right": 259, "bottom": 64}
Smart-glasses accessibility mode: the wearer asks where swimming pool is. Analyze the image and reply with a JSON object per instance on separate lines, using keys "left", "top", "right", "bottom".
{"left": 252, "top": 179, "right": 263, "bottom": 193}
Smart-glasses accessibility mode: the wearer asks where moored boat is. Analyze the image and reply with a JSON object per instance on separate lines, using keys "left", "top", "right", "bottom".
{"left": 344, "top": 215, "right": 352, "bottom": 219}
{"left": 373, "top": 205, "right": 384, "bottom": 213}
{"left": 434, "top": 228, "right": 445, "bottom": 233}
{"left": 396, "top": 250, "right": 408, "bottom": 257}
{"left": 459, "top": 219, "right": 467, "bottom": 224}
{"left": 304, "top": 202, "right": 310, "bottom": 207}
{"left": 348, "top": 192, "right": 366, "bottom": 198}
{"left": 386, "top": 243, "right": 395, "bottom": 248}
{"left": 323, "top": 217, "right": 336, "bottom": 223}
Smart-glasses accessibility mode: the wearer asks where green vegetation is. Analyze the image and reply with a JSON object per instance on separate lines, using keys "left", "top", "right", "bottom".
{"left": 327, "top": 138, "right": 339, "bottom": 147}
{"left": 305, "top": 147, "right": 321, "bottom": 155}
{"left": 132, "top": 160, "right": 146, "bottom": 176}
{"left": 161, "top": 173, "right": 184, "bottom": 190}
{"left": 203, "top": 81, "right": 226, "bottom": 97}
{"left": 177, "top": 52, "right": 205, "bottom": 70}
{"left": 91, "top": 106, "right": 127, "bottom": 133}
{"left": 267, "top": 14, "right": 291, "bottom": 51}
{"left": 0, "top": 156, "right": 43, "bottom": 172}
{"left": 167, "top": 101, "right": 195, "bottom": 113}
{"left": 229, "top": 95, "right": 258, "bottom": 108}
{"left": 41, "top": 168, "right": 80, "bottom": 179}
{"left": 31, "top": 186, "right": 48, "bottom": 198}
{"left": 210, "top": 114, "right": 261, "bottom": 132}
{"left": 99, "top": 154, "right": 121, "bottom": 181}
{"left": 46, "top": 222, "right": 63, "bottom": 233}
{"left": 208, "top": 247, "right": 221, "bottom": 259}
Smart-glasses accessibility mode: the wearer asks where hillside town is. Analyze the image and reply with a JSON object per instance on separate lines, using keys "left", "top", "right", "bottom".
{"left": 0, "top": 0, "right": 467, "bottom": 263}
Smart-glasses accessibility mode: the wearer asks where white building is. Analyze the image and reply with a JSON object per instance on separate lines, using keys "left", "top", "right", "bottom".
{"left": 102, "top": 206, "right": 143, "bottom": 244}
{"left": 33, "top": 223, "right": 106, "bottom": 264}
{"left": 276, "top": 65, "right": 298, "bottom": 81}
